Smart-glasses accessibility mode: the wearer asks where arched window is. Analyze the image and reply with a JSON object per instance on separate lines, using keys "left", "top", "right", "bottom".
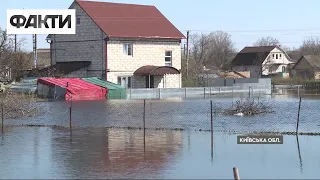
{"left": 282, "top": 66, "right": 286, "bottom": 73}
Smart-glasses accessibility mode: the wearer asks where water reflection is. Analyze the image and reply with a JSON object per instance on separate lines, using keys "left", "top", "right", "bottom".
{"left": 50, "top": 127, "right": 182, "bottom": 179}
{"left": 1, "top": 127, "right": 320, "bottom": 179}
{"left": 296, "top": 135, "right": 303, "bottom": 174}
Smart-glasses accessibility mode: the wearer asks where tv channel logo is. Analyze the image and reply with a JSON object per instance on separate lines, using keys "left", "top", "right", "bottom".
{"left": 7, "top": 9, "right": 76, "bottom": 34}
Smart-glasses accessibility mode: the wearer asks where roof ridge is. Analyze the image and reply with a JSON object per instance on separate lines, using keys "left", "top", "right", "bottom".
{"left": 76, "top": 0, "right": 154, "bottom": 7}
{"left": 75, "top": 0, "right": 185, "bottom": 39}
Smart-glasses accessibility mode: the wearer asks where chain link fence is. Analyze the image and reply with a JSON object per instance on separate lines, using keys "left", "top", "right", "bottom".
{"left": 2, "top": 94, "right": 320, "bottom": 135}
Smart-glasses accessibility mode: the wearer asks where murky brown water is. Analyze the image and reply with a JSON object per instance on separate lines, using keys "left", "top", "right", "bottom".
{"left": 0, "top": 127, "right": 320, "bottom": 179}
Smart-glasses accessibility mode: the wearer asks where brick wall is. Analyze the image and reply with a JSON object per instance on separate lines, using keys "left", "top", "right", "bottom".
{"left": 52, "top": 1, "right": 182, "bottom": 88}
{"left": 107, "top": 38, "right": 182, "bottom": 88}
{"left": 52, "top": 1, "right": 106, "bottom": 78}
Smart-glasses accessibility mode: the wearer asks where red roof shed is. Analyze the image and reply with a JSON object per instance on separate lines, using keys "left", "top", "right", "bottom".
{"left": 37, "top": 78, "right": 108, "bottom": 101}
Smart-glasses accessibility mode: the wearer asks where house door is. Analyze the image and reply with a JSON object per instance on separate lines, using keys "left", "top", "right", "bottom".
{"left": 117, "top": 76, "right": 132, "bottom": 88}
{"left": 146, "top": 75, "right": 154, "bottom": 88}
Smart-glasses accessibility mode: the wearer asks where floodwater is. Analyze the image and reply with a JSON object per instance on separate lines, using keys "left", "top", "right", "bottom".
{"left": 2, "top": 94, "right": 320, "bottom": 179}
{"left": 5, "top": 95, "right": 320, "bottom": 133}
{"left": 0, "top": 127, "right": 320, "bottom": 179}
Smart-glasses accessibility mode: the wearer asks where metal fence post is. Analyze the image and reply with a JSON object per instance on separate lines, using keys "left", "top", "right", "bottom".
{"left": 1, "top": 96, "right": 4, "bottom": 134}
{"left": 296, "top": 97, "right": 302, "bottom": 134}
{"left": 185, "top": 88, "right": 187, "bottom": 98}
{"left": 69, "top": 106, "right": 72, "bottom": 130}
{"left": 204, "top": 87, "right": 206, "bottom": 99}
{"left": 298, "top": 86, "right": 300, "bottom": 98}
{"left": 210, "top": 100, "right": 213, "bottom": 159}
{"left": 130, "top": 88, "right": 132, "bottom": 99}
{"left": 143, "top": 99, "right": 146, "bottom": 149}
{"left": 209, "top": 87, "right": 212, "bottom": 97}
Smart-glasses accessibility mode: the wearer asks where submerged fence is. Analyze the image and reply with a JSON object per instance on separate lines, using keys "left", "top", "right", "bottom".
{"left": 2, "top": 95, "right": 320, "bottom": 135}
{"left": 127, "top": 85, "right": 272, "bottom": 99}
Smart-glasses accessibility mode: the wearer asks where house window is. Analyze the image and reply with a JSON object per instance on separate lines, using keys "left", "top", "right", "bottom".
{"left": 117, "top": 76, "right": 132, "bottom": 88}
{"left": 123, "top": 43, "right": 133, "bottom": 56}
{"left": 272, "top": 54, "right": 275, "bottom": 58}
{"left": 276, "top": 54, "right": 278, "bottom": 59}
{"left": 279, "top": 54, "right": 282, "bottom": 59}
{"left": 165, "top": 51, "right": 172, "bottom": 66}
{"left": 282, "top": 66, "right": 286, "bottom": 73}
{"left": 76, "top": 17, "right": 80, "bottom": 25}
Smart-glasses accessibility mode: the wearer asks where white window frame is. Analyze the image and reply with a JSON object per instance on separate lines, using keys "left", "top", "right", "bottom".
{"left": 123, "top": 43, "right": 133, "bottom": 56}
{"left": 165, "top": 50, "right": 172, "bottom": 67}
{"left": 76, "top": 17, "right": 80, "bottom": 26}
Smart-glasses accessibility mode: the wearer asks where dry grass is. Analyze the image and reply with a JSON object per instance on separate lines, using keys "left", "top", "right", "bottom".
{"left": 0, "top": 92, "right": 42, "bottom": 119}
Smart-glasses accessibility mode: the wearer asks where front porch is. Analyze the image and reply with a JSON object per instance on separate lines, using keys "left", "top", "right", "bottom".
{"left": 132, "top": 65, "right": 181, "bottom": 88}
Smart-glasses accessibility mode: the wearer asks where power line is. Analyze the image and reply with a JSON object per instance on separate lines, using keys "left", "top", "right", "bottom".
{"left": 183, "top": 28, "right": 320, "bottom": 33}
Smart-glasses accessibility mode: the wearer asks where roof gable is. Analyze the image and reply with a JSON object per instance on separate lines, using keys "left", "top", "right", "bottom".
{"left": 232, "top": 46, "right": 276, "bottom": 66}
{"left": 293, "top": 55, "right": 320, "bottom": 70}
{"left": 75, "top": 0, "right": 185, "bottom": 39}
{"left": 239, "top": 46, "right": 277, "bottom": 53}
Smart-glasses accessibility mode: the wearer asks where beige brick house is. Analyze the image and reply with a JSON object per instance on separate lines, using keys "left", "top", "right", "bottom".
{"left": 46, "top": 0, "right": 185, "bottom": 89}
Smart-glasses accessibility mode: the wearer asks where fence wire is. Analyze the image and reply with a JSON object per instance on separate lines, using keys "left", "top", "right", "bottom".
{"left": 2, "top": 94, "right": 320, "bottom": 135}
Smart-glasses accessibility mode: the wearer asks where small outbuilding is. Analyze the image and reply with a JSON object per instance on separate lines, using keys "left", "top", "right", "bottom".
{"left": 37, "top": 78, "right": 108, "bottom": 101}
{"left": 82, "top": 77, "right": 127, "bottom": 99}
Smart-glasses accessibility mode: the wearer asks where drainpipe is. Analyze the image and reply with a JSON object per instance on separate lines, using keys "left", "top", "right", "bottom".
{"left": 104, "top": 36, "right": 109, "bottom": 81}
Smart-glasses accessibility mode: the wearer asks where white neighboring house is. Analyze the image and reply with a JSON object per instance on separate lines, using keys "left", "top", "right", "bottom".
{"left": 46, "top": 0, "right": 185, "bottom": 89}
{"left": 231, "top": 46, "right": 295, "bottom": 78}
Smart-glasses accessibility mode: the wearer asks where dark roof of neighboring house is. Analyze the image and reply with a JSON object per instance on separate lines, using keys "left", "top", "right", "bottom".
{"left": 287, "top": 50, "right": 302, "bottom": 62}
{"left": 26, "top": 61, "right": 91, "bottom": 77}
{"left": 292, "top": 55, "right": 320, "bottom": 70}
{"left": 232, "top": 46, "right": 277, "bottom": 66}
{"left": 75, "top": 0, "right": 185, "bottom": 39}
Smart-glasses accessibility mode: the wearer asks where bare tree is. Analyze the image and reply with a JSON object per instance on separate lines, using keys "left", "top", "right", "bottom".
{"left": 299, "top": 36, "right": 320, "bottom": 55}
{"left": 187, "top": 31, "right": 236, "bottom": 73}
{"left": 253, "top": 36, "right": 280, "bottom": 46}
{"left": 0, "top": 27, "right": 30, "bottom": 82}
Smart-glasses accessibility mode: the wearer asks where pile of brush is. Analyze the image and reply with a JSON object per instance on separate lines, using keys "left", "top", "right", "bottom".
{"left": 222, "top": 98, "right": 275, "bottom": 116}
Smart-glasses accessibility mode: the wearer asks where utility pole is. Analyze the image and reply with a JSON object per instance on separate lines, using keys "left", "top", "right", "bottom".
{"left": 186, "top": 30, "right": 189, "bottom": 78}
{"left": 33, "top": 34, "right": 37, "bottom": 68}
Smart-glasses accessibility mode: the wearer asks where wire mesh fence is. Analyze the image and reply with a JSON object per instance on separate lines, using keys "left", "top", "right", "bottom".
{"left": 127, "top": 85, "right": 272, "bottom": 100}
{"left": 2, "top": 93, "right": 320, "bottom": 135}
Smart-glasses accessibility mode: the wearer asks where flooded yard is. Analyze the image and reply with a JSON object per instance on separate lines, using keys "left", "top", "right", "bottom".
{"left": 0, "top": 127, "right": 319, "bottom": 179}
{"left": 4, "top": 95, "right": 320, "bottom": 134}
{"left": 1, "top": 95, "right": 320, "bottom": 178}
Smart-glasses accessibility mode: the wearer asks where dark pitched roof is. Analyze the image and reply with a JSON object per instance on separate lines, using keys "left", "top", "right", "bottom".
{"left": 75, "top": 0, "right": 185, "bottom": 39}
{"left": 292, "top": 55, "right": 320, "bottom": 70}
{"left": 26, "top": 61, "right": 91, "bottom": 77}
{"left": 232, "top": 46, "right": 277, "bottom": 66}
{"left": 286, "top": 50, "right": 302, "bottom": 62}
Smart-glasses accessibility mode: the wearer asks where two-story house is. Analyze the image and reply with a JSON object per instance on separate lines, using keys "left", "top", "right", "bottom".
{"left": 231, "top": 46, "right": 295, "bottom": 78}
{"left": 46, "top": 0, "right": 185, "bottom": 89}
